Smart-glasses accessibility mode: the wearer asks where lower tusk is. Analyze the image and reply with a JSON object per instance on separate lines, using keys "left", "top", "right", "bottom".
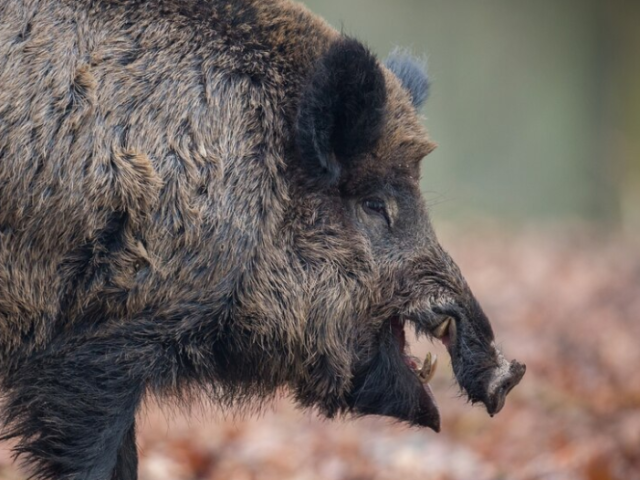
{"left": 418, "top": 352, "right": 438, "bottom": 384}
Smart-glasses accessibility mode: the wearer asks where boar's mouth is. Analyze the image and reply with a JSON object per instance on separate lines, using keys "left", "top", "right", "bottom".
{"left": 346, "top": 316, "right": 443, "bottom": 432}
{"left": 391, "top": 317, "right": 442, "bottom": 428}
{"left": 347, "top": 309, "right": 525, "bottom": 432}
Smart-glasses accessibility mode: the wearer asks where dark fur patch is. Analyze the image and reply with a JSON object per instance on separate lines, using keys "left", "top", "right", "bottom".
{"left": 1, "top": 337, "right": 146, "bottom": 480}
{"left": 14, "top": 21, "right": 31, "bottom": 43}
{"left": 296, "top": 37, "right": 386, "bottom": 186}
{"left": 385, "top": 49, "right": 429, "bottom": 109}
{"left": 111, "top": 423, "right": 138, "bottom": 480}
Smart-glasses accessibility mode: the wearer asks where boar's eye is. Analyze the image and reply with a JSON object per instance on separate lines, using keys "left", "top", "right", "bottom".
{"left": 363, "top": 198, "right": 391, "bottom": 226}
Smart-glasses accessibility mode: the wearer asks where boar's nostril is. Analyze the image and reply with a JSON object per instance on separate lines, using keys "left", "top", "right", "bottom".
{"left": 486, "top": 360, "right": 526, "bottom": 417}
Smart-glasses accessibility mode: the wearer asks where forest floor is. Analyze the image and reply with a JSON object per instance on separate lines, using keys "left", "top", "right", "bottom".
{"left": 1, "top": 226, "right": 639, "bottom": 480}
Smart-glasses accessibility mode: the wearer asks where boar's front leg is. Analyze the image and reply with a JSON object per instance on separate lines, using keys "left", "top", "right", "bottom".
{"left": 1, "top": 336, "right": 147, "bottom": 480}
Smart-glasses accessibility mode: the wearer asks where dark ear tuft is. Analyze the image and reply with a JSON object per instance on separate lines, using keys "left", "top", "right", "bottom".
{"left": 297, "top": 37, "right": 387, "bottom": 187}
{"left": 385, "top": 48, "right": 430, "bottom": 109}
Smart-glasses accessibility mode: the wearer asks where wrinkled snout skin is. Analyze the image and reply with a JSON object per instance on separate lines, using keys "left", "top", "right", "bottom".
{"left": 410, "top": 243, "right": 527, "bottom": 418}
{"left": 434, "top": 294, "right": 527, "bottom": 417}
{"left": 0, "top": 1, "right": 525, "bottom": 478}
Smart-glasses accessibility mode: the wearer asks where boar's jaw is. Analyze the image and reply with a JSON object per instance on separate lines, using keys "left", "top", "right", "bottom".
{"left": 345, "top": 298, "right": 525, "bottom": 431}
{"left": 431, "top": 304, "right": 526, "bottom": 417}
{"left": 346, "top": 317, "right": 441, "bottom": 432}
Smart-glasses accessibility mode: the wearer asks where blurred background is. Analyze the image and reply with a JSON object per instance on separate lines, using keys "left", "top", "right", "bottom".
{"left": 304, "top": 0, "right": 640, "bottom": 231}
{"left": 1, "top": 1, "right": 639, "bottom": 479}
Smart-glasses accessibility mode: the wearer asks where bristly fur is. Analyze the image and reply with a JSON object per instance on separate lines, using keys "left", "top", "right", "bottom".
{"left": 296, "top": 37, "right": 387, "bottom": 187}
{"left": 385, "top": 48, "right": 430, "bottom": 109}
{"left": 0, "top": 1, "right": 523, "bottom": 479}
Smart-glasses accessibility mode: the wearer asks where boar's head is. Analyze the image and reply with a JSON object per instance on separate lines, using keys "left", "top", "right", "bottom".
{"left": 288, "top": 38, "right": 525, "bottom": 432}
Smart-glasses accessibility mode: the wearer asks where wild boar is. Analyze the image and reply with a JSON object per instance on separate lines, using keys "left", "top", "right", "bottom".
{"left": 0, "top": 0, "right": 525, "bottom": 478}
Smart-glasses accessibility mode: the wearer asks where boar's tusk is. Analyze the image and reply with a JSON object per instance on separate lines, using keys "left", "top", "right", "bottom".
{"left": 418, "top": 352, "right": 438, "bottom": 384}
{"left": 432, "top": 317, "right": 451, "bottom": 339}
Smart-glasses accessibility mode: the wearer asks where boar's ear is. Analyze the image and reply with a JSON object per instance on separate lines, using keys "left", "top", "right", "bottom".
{"left": 296, "top": 37, "right": 387, "bottom": 187}
{"left": 384, "top": 48, "right": 430, "bottom": 109}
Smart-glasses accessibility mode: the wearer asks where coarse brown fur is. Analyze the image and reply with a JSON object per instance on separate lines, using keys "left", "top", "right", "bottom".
{"left": 0, "top": 1, "right": 525, "bottom": 479}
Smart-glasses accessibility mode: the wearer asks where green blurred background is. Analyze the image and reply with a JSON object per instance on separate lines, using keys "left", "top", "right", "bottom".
{"left": 302, "top": 0, "right": 640, "bottom": 232}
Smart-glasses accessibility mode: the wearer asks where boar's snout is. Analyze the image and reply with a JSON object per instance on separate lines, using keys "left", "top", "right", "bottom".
{"left": 432, "top": 298, "right": 525, "bottom": 416}
{"left": 485, "top": 357, "right": 526, "bottom": 416}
